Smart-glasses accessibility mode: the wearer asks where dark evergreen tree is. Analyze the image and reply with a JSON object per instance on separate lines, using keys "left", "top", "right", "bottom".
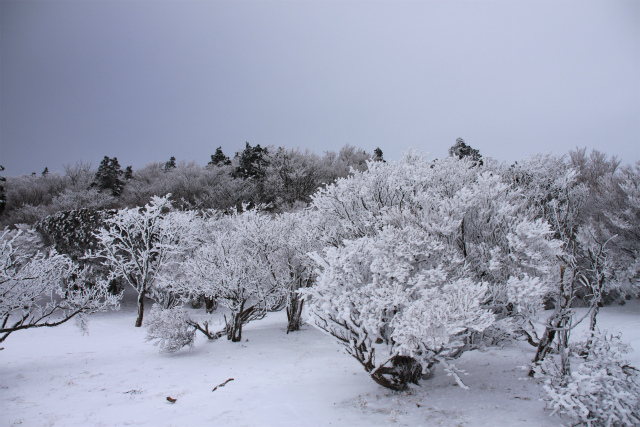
{"left": 208, "top": 147, "right": 231, "bottom": 167}
{"left": 36, "top": 209, "right": 114, "bottom": 263}
{"left": 124, "top": 165, "right": 134, "bottom": 180}
{"left": 448, "top": 138, "right": 483, "bottom": 166}
{"left": 373, "top": 147, "right": 385, "bottom": 162}
{"left": 233, "top": 142, "right": 269, "bottom": 180}
{"left": 42, "top": 167, "right": 49, "bottom": 176}
{"left": 36, "top": 208, "right": 121, "bottom": 294}
{"left": 91, "top": 156, "right": 125, "bottom": 196}
{"left": 164, "top": 156, "right": 177, "bottom": 171}
{"left": 0, "top": 165, "right": 5, "bottom": 216}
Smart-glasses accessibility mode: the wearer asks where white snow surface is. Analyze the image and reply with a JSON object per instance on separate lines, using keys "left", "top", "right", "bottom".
{"left": 2, "top": 300, "right": 638, "bottom": 427}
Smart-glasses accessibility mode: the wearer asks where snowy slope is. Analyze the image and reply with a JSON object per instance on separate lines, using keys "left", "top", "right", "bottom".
{"left": 2, "top": 301, "right": 638, "bottom": 427}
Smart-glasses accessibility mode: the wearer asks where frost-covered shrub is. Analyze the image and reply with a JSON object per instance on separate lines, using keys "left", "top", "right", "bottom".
{"left": 307, "top": 153, "right": 562, "bottom": 390}
{"left": 542, "top": 331, "right": 640, "bottom": 427}
{"left": 234, "top": 209, "right": 320, "bottom": 333}
{"left": 0, "top": 228, "right": 120, "bottom": 344}
{"left": 176, "top": 209, "right": 287, "bottom": 342}
{"left": 307, "top": 224, "right": 495, "bottom": 390}
{"left": 145, "top": 304, "right": 196, "bottom": 354}
{"left": 92, "top": 195, "right": 197, "bottom": 327}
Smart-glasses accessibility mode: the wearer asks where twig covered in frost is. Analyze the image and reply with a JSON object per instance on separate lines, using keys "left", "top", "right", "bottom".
{"left": 441, "top": 360, "right": 470, "bottom": 390}
{"left": 539, "top": 331, "right": 640, "bottom": 427}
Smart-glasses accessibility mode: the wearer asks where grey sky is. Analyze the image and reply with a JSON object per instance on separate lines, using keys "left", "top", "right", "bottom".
{"left": 1, "top": 0, "right": 638, "bottom": 177}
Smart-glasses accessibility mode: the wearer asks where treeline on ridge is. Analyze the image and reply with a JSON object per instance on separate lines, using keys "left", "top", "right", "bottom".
{"left": 0, "top": 143, "right": 380, "bottom": 227}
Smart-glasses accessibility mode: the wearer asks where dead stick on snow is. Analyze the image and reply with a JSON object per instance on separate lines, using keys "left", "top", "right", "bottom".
{"left": 212, "top": 378, "right": 234, "bottom": 392}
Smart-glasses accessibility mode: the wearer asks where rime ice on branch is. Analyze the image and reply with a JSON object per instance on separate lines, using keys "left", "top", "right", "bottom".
{"left": 0, "top": 228, "right": 120, "bottom": 344}
{"left": 307, "top": 151, "right": 562, "bottom": 390}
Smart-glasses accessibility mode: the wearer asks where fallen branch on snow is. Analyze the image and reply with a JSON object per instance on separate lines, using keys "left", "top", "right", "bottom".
{"left": 212, "top": 378, "right": 234, "bottom": 392}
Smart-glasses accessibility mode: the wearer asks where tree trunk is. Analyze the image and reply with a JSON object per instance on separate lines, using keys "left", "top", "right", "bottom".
{"left": 226, "top": 312, "right": 243, "bottom": 342}
{"left": 558, "top": 316, "right": 572, "bottom": 383}
{"left": 188, "top": 320, "right": 226, "bottom": 340}
{"left": 135, "top": 288, "right": 146, "bottom": 327}
{"left": 588, "top": 272, "right": 606, "bottom": 333}
{"left": 205, "top": 296, "right": 217, "bottom": 314}
{"left": 529, "top": 265, "right": 573, "bottom": 376}
{"left": 286, "top": 294, "right": 304, "bottom": 333}
{"left": 370, "top": 356, "right": 423, "bottom": 391}
{"left": 583, "top": 275, "right": 605, "bottom": 355}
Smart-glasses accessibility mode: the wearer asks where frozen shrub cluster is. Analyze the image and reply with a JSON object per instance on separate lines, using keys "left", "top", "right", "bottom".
{"left": 92, "top": 194, "right": 197, "bottom": 327}
{"left": 145, "top": 304, "right": 196, "bottom": 354}
{"left": 542, "top": 331, "right": 640, "bottom": 427}
{"left": 307, "top": 153, "right": 562, "bottom": 390}
{"left": 1, "top": 227, "right": 120, "bottom": 344}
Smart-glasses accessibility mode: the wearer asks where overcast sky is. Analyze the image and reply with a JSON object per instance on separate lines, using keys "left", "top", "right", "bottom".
{"left": 1, "top": 0, "right": 638, "bottom": 176}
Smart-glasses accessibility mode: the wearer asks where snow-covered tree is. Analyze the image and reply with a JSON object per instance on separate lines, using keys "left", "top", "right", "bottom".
{"left": 48, "top": 188, "right": 116, "bottom": 212}
{"left": 174, "top": 209, "right": 286, "bottom": 341}
{"left": 0, "top": 228, "right": 120, "bottom": 344}
{"left": 448, "top": 137, "right": 483, "bottom": 166}
{"left": 501, "top": 154, "right": 636, "bottom": 372}
{"left": 307, "top": 152, "right": 562, "bottom": 390}
{"left": 540, "top": 331, "right": 640, "bottom": 427}
{"left": 37, "top": 208, "right": 116, "bottom": 264}
{"left": 238, "top": 209, "right": 320, "bottom": 332}
{"left": 92, "top": 194, "right": 197, "bottom": 327}
{"left": 208, "top": 147, "right": 231, "bottom": 167}
{"left": 307, "top": 226, "right": 495, "bottom": 390}
{"left": 276, "top": 211, "right": 321, "bottom": 332}
{"left": 145, "top": 304, "right": 196, "bottom": 354}
{"left": 91, "top": 156, "right": 125, "bottom": 197}
{"left": 500, "top": 154, "right": 593, "bottom": 370}
{"left": 261, "top": 147, "right": 323, "bottom": 207}
{"left": 584, "top": 160, "right": 640, "bottom": 300}
{"left": 63, "top": 160, "right": 94, "bottom": 191}
{"left": 233, "top": 142, "right": 270, "bottom": 180}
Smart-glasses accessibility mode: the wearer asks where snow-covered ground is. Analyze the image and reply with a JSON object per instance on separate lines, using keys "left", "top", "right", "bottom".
{"left": 2, "top": 300, "right": 638, "bottom": 427}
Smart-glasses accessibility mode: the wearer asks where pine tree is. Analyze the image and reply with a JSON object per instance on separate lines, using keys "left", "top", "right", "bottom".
{"left": 373, "top": 147, "right": 385, "bottom": 162}
{"left": 164, "top": 156, "right": 177, "bottom": 172}
{"left": 208, "top": 147, "right": 231, "bottom": 167}
{"left": 0, "top": 165, "right": 5, "bottom": 216}
{"left": 233, "top": 142, "right": 269, "bottom": 180}
{"left": 449, "top": 138, "right": 483, "bottom": 166}
{"left": 124, "top": 166, "right": 133, "bottom": 180}
{"left": 91, "top": 156, "right": 125, "bottom": 196}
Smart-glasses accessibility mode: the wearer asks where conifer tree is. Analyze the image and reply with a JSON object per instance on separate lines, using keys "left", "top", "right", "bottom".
{"left": 0, "top": 165, "right": 5, "bottom": 216}
{"left": 208, "top": 147, "right": 231, "bottom": 167}
{"left": 233, "top": 142, "right": 269, "bottom": 179}
{"left": 373, "top": 147, "right": 385, "bottom": 162}
{"left": 123, "top": 166, "right": 133, "bottom": 180}
{"left": 164, "top": 156, "right": 176, "bottom": 171}
{"left": 449, "top": 138, "right": 483, "bottom": 166}
{"left": 91, "top": 156, "right": 125, "bottom": 196}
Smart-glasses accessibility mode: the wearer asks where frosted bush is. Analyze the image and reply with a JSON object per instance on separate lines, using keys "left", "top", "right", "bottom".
{"left": 145, "top": 304, "right": 196, "bottom": 354}
{"left": 92, "top": 194, "right": 198, "bottom": 327}
{"left": 1, "top": 228, "right": 120, "bottom": 344}
{"left": 173, "top": 208, "right": 288, "bottom": 342}
{"left": 307, "top": 153, "right": 562, "bottom": 390}
{"left": 542, "top": 331, "right": 640, "bottom": 427}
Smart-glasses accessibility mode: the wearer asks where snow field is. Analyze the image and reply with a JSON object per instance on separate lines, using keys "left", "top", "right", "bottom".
{"left": 2, "top": 301, "right": 638, "bottom": 427}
